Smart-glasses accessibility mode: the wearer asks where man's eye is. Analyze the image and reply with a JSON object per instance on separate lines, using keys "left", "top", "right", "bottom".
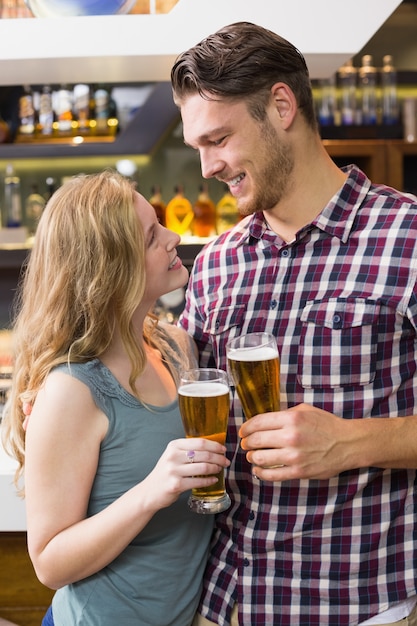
{"left": 213, "top": 136, "right": 226, "bottom": 146}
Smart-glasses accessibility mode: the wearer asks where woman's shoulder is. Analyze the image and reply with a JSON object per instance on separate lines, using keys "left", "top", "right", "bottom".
{"left": 51, "top": 360, "right": 116, "bottom": 411}
{"left": 52, "top": 359, "right": 101, "bottom": 382}
{"left": 36, "top": 365, "right": 101, "bottom": 419}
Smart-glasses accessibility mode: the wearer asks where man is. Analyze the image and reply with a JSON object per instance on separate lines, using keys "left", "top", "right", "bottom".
{"left": 171, "top": 21, "right": 417, "bottom": 626}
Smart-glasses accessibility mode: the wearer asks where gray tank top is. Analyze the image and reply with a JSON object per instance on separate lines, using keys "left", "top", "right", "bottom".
{"left": 51, "top": 326, "right": 213, "bottom": 625}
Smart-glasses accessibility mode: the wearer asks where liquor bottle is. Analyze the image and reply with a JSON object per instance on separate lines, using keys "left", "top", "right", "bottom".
{"left": 338, "top": 60, "right": 357, "bottom": 126}
{"left": 192, "top": 183, "right": 216, "bottom": 237}
{"left": 54, "top": 84, "right": 73, "bottom": 136}
{"left": 25, "top": 183, "right": 46, "bottom": 235}
{"left": 165, "top": 186, "right": 194, "bottom": 237}
{"left": 381, "top": 54, "right": 399, "bottom": 125}
{"left": 317, "top": 76, "right": 336, "bottom": 127}
{"left": 73, "top": 84, "right": 91, "bottom": 135}
{"left": 94, "top": 84, "right": 110, "bottom": 135}
{"left": 107, "top": 88, "right": 119, "bottom": 137}
{"left": 149, "top": 186, "right": 166, "bottom": 226}
{"left": 216, "top": 186, "right": 240, "bottom": 234}
{"left": 4, "top": 164, "right": 22, "bottom": 227}
{"left": 38, "top": 85, "right": 54, "bottom": 137}
{"left": 18, "top": 85, "right": 35, "bottom": 138}
{"left": 358, "top": 54, "right": 378, "bottom": 125}
{"left": 32, "top": 88, "right": 40, "bottom": 136}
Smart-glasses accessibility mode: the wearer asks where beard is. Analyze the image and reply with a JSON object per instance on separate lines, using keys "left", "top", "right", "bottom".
{"left": 237, "top": 118, "right": 294, "bottom": 217}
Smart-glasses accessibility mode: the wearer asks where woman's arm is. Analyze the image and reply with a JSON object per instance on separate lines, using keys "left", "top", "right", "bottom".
{"left": 25, "top": 371, "right": 227, "bottom": 589}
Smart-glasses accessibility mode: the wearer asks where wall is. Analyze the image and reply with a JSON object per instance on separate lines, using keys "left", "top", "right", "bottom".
{"left": 354, "top": 1, "right": 417, "bottom": 69}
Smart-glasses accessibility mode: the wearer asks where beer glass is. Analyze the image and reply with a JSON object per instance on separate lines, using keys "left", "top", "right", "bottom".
{"left": 226, "top": 332, "right": 280, "bottom": 419}
{"left": 178, "top": 368, "right": 231, "bottom": 514}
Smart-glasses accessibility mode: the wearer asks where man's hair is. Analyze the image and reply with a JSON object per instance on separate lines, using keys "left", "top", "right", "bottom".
{"left": 171, "top": 21, "right": 317, "bottom": 129}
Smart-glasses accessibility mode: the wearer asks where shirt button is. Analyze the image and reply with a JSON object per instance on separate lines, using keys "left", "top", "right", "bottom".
{"left": 243, "top": 558, "right": 250, "bottom": 567}
{"left": 270, "top": 300, "right": 277, "bottom": 310}
{"left": 333, "top": 314, "right": 342, "bottom": 328}
{"left": 281, "top": 248, "right": 289, "bottom": 257}
{"left": 249, "top": 511, "right": 255, "bottom": 520}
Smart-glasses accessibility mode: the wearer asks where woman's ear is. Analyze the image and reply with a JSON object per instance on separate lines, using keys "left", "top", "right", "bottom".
{"left": 270, "top": 82, "right": 297, "bottom": 129}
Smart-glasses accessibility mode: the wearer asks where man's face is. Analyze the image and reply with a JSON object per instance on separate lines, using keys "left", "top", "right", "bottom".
{"left": 180, "top": 92, "right": 294, "bottom": 216}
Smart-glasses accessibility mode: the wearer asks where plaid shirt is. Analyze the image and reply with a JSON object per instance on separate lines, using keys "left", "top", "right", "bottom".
{"left": 178, "top": 166, "right": 417, "bottom": 626}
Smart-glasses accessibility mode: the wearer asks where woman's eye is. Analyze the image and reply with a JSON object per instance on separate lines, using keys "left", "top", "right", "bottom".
{"left": 147, "top": 228, "right": 156, "bottom": 246}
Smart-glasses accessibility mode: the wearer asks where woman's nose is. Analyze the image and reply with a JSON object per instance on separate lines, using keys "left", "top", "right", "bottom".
{"left": 165, "top": 226, "right": 181, "bottom": 248}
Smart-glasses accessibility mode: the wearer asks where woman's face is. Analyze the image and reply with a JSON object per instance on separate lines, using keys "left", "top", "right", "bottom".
{"left": 134, "top": 192, "right": 189, "bottom": 305}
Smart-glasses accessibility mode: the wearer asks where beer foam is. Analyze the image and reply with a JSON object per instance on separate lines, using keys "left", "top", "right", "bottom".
{"left": 178, "top": 382, "right": 229, "bottom": 397}
{"left": 227, "top": 345, "right": 278, "bottom": 362}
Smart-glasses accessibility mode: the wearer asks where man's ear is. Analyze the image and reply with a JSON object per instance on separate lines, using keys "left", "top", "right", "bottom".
{"left": 270, "top": 82, "right": 297, "bottom": 129}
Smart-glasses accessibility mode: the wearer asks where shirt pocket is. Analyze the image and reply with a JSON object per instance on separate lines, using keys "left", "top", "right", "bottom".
{"left": 203, "top": 304, "right": 247, "bottom": 369}
{"left": 297, "top": 298, "right": 380, "bottom": 389}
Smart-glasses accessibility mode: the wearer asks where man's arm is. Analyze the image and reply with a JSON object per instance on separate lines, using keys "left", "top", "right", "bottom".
{"left": 239, "top": 404, "right": 417, "bottom": 481}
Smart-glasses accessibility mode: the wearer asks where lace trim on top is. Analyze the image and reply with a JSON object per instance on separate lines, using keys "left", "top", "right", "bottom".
{"left": 69, "top": 359, "right": 177, "bottom": 413}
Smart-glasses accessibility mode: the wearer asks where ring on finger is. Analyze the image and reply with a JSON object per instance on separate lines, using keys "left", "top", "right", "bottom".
{"left": 186, "top": 450, "right": 196, "bottom": 463}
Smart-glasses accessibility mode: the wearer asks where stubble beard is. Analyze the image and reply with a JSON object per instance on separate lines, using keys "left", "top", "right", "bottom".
{"left": 237, "top": 120, "right": 294, "bottom": 217}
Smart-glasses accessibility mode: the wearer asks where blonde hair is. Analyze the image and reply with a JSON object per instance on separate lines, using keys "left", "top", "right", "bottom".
{"left": 2, "top": 169, "right": 163, "bottom": 486}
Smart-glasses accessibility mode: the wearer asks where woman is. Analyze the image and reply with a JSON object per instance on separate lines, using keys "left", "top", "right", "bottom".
{"left": 1, "top": 170, "right": 229, "bottom": 626}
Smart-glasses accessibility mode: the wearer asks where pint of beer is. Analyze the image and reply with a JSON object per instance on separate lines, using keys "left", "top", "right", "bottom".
{"left": 178, "top": 368, "right": 231, "bottom": 514}
{"left": 227, "top": 332, "right": 280, "bottom": 419}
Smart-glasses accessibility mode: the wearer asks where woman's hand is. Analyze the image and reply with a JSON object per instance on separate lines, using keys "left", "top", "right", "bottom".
{"left": 142, "top": 438, "right": 230, "bottom": 511}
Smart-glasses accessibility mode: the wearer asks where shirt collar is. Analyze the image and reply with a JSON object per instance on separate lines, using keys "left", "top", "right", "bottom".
{"left": 233, "top": 165, "right": 371, "bottom": 247}
{"left": 312, "top": 165, "right": 371, "bottom": 243}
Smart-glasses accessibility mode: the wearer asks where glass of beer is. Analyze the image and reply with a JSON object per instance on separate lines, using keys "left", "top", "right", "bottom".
{"left": 226, "top": 332, "right": 280, "bottom": 419}
{"left": 178, "top": 368, "right": 231, "bottom": 514}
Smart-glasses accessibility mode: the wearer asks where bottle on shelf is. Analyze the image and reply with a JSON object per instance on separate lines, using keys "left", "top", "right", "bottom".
{"left": 338, "top": 59, "right": 358, "bottom": 126}
{"left": 94, "top": 84, "right": 110, "bottom": 135}
{"left": 192, "top": 183, "right": 217, "bottom": 237}
{"left": 4, "top": 164, "right": 22, "bottom": 227}
{"left": 317, "top": 75, "right": 337, "bottom": 127}
{"left": 38, "top": 85, "right": 54, "bottom": 137}
{"left": 32, "top": 87, "right": 41, "bottom": 134}
{"left": 18, "top": 84, "right": 36, "bottom": 138}
{"left": 165, "top": 185, "right": 194, "bottom": 237}
{"left": 216, "top": 186, "right": 240, "bottom": 234}
{"left": 149, "top": 186, "right": 166, "bottom": 226}
{"left": 381, "top": 54, "right": 399, "bottom": 125}
{"left": 73, "top": 84, "right": 91, "bottom": 135}
{"left": 108, "top": 89, "right": 118, "bottom": 136}
{"left": 25, "top": 183, "right": 46, "bottom": 235}
{"left": 54, "top": 84, "right": 74, "bottom": 136}
{"left": 358, "top": 54, "right": 378, "bottom": 125}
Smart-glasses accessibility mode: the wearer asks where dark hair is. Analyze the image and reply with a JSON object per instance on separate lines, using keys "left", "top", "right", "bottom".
{"left": 171, "top": 21, "right": 317, "bottom": 129}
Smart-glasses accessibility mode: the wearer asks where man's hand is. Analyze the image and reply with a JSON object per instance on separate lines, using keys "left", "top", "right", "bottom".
{"left": 239, "top": 403, "right": 366, "bottom": 481}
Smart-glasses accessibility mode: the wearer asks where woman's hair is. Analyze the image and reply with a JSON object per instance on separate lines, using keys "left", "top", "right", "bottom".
{"left": 2, "top": 169, "right": 159, "bottom": 485}
{"left": 171, "top": 21, "right": 317, "bottom": 130}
